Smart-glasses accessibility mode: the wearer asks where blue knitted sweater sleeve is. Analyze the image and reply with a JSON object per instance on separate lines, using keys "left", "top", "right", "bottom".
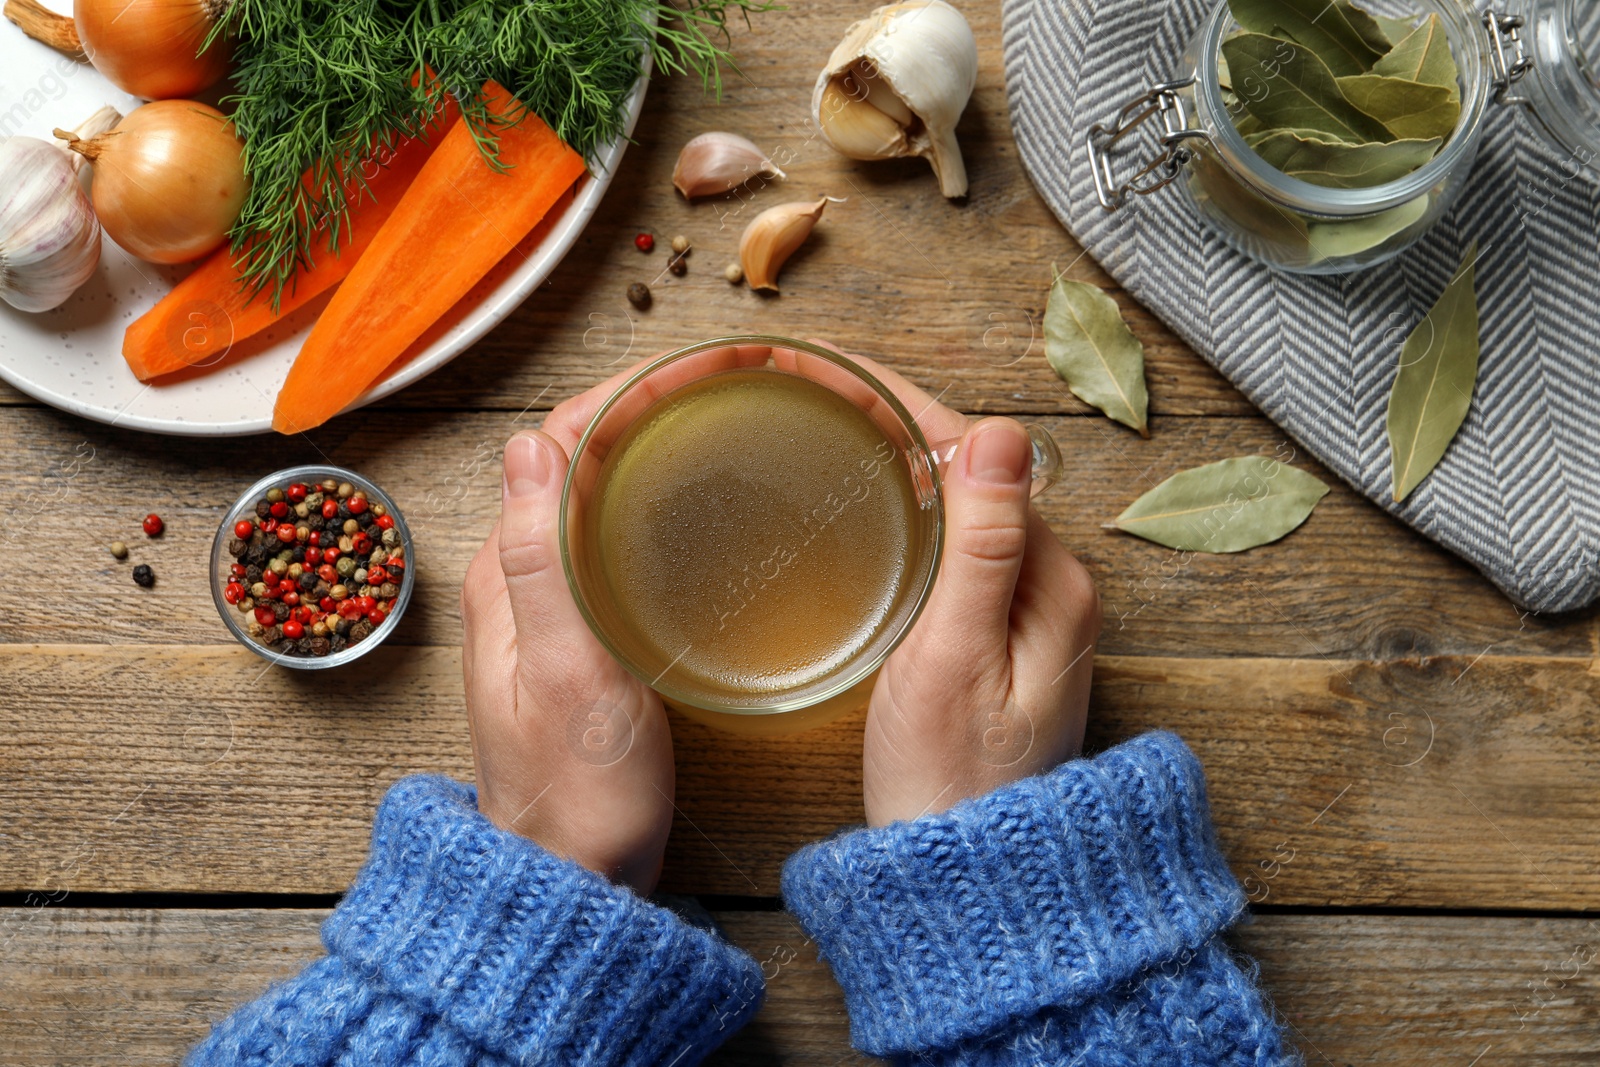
{"left": 780, "top": 731, "right": 1301, "bottom": 1066}
{"left": 185, "top": 775, "right": 763, "bottom": 1067}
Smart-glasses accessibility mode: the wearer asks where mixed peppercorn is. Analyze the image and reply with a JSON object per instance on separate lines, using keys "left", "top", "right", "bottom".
{"left": 222, "top": 477, "right": 405, "bottom": 659}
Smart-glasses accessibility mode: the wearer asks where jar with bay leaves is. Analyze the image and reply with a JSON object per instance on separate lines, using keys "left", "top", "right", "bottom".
{"left": 1085, "top": 0, "right": 1600, "bottom": 273}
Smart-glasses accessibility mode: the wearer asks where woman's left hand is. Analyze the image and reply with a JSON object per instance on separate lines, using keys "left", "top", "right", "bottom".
{"left": 460, "top": 380, "right": 678, "bottom": 894}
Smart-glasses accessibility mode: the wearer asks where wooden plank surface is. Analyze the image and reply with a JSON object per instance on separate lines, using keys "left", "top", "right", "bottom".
{"left": 3, "top": 644, "right": 1597, "bottom": 906}
{"left": 1, "top": 406, "right": 1590, "bottom": 661}
{"left": 3, "top": 908, "right": 1597, "bottom": 1066}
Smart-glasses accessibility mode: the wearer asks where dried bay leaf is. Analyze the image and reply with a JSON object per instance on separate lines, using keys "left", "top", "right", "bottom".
{"left": 1223, "top": 34, "right": 1395, "bottom": 143}
{"left": 1190, "top": 151, "right": 1313, "bottom": 259}
{"left": 1336, "top": 74, "right": 1461, "bottom": 141}
{"left": 1113, "top": 456, "right": 1330, "bottom": 553}
{"left": 1245, "top": 130, "right": 1442, "bottom": 187}
{"left": 1373, "top": 14, "right": 1418, "bottom": 45}
{"left": 1306, "top": 195, "right": 1431, "bottom": 260}
{"left": 1228, "top": 0, "right": 1386, "bottom": 76}
{"left": 1372, "top": 14, "right": 1460, "bottom": 98}
{"left": 1387, "top": 240, "right": 1481, "bottom": 502}
{"left": 1043, "top": 268, "right": 1150, "bottom": 438}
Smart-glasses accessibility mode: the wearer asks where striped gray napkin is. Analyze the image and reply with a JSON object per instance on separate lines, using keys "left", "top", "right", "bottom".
{"left": 1001, "top": 0, "right": 1600, "bottom": 613}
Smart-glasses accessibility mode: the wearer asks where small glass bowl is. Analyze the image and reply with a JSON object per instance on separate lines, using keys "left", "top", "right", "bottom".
{"left": 210, "top": 464, "right": 415, "bottom": 670}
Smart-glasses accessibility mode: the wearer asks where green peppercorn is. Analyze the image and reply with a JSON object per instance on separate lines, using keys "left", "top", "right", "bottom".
{"left": 267, "top": 558, "right": 288, "bottom": 576}
{"left": 381, "top": 528, "right": 399, "bottom": 547}
{"left": 250, "top": 582, "right": 268, "bottom": 599}
{"left": 266, "top": 488, "right": 285, "bottom": 504}
{"left": 335, "top": 556, "right": 356, "bottom": 578}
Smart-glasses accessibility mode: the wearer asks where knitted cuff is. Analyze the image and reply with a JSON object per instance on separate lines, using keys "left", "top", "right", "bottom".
{"left": 780, "top": 731, "right": 1246, "bottom": 1058}
{"left": 322, "top": 776, "right": 763, "bottom": 1067}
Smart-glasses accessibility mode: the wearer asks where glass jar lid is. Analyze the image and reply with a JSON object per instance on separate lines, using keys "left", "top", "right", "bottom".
{"left": 1491, "top": 0, "right": 1600, "bottom": 164}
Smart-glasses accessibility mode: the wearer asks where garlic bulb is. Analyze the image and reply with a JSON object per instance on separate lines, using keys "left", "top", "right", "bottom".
{"left": 739, "top": 198, "right": 834, "bottom": 292}
{"left": 0, "top": 137, "right": 101, "bottom": 313}
{"left": 812, "top": 0, "right": 979, "bottom": 198}
{"left": 673, "top": 132, "right": 786, "bottom": 199}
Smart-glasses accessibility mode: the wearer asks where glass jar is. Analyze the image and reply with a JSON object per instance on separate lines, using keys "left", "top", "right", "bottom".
{"left": 1085, "top": 0, "right": 1600, "bottom": 273}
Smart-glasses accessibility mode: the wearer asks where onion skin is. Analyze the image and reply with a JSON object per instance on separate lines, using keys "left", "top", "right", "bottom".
{"left": 82, "top": 101, "right": 248, "bottom": 265}
{"left": 75, "top": 0, "right": 230, "bottom": 100}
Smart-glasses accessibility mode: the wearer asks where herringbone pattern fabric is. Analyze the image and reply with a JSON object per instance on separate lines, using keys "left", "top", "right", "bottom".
{"left": 1002, "top": 0, "right": 1600, "bottom": 612}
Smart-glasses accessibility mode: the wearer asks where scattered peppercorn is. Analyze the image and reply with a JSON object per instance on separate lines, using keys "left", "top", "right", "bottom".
{"left": 142, "top": 514, "right": 164, "bottom": 537}
{"left": 670, "top": 234, "right": 690, "bottom": 255}
{"left": 634, "top": 232, "right": 654, "bottom": 252}
{"left": 667, "top": 252, "right": 688, "bottom": 276}
{"left": 109, "top": 541, "right": 128, "bottom": 560}
{"left": 132, "top": 564, "right": 155, "bottom": 588}
{"left": 627, "top": 282, "right": 651, "bottom": 309}
{"left": 724, "top": 263, "right": 743, "bottom": 284}
{"left": 220, "top": 473, "right": 407, "bottom": 659}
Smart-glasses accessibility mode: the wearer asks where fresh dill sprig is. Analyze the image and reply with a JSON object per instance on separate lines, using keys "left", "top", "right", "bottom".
{"left": 208, "top": 0, "right": 774, "bottom": 307}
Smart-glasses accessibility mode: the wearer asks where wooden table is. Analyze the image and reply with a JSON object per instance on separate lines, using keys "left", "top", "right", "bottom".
{"left": 3, "top": 4, "right": 1599, "bottom": 1063}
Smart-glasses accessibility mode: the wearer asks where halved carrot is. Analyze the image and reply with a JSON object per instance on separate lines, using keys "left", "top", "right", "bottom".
{"left": 122, "top": 98, "right": 461, "bottom": 382}
{"left": 273, "top": 81, "right": 586, "bottom": 434}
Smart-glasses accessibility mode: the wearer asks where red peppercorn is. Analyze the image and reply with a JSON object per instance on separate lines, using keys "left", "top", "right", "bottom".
{"left": 224, "top": 582, "right": 245, "bottom": 604}
{"left": 304, "top": 547, "right": 323, "bottom": 566}
{"left": 352, "top": 533, "right": 372, "bottom": 554}
{"left": 634, "top": 232, "right": 654, "bottom": 252}
{"left": 338, "top": 600, "right": 362, "bottom": 620}
{"left": 320, "top": 597, "right": 336, "bottom": 612}
{"left": 233, "top": 519, "right": 255, "bottom": 540}
{"left": 282, "top": 590, "right": 301, "bottom": 607}
{"left": 282, "top": 619, "right": 304, "bottom": 640}
{"left": 230, "top": 563, "right": 248, "bottom": 579}
{"left": 322, "top": 547, "right": 340, "bottom": 563}
{"left": 321, "top": 499, "right": 339, "bottom": 519}
{"left": 142, "top": 514, "right": 164, "bottom": 537}
{"left": 375, "top": 514, "right": 395, "bottom": 530}
{"left": 254, "top": 606, "right": 277, "bottom": 627}
{"left": 297, "top": 607, "right": 315, "bottom": 624}
{"left": 269, "top": 501, "right": 289, "bottom": 519}
{"left": 347, "top": 496, "right": 368, "bottom": 515}
{"left": 275, "top": 524, "right": 297, "bottom": 544}
{"left": 263, "top": 570, "right": 280, "bottom": 587}
{"left": 356, "top": 595, "right": 377, "bottom": 615}
{"left": 317, "top": 564, "right": 338, "bottom": 583}
{"left": 287, "top": 483, "right": 308, "bottom": 503}
{"left": 369, "top": 608, "right": 388, "bottom": 626}
{"left": 262, "top": 517, "right": 279, "bottom": 533}
{"left": 367, "top": 566, "right": 389, "bottom": 585}
{"left": 307, "top": 531, "right": 322, "bottom": 547}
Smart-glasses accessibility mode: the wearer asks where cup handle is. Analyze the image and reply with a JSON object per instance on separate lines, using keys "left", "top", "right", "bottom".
{"left": 926, "top": 423, "right": 1063, "bottom": 499}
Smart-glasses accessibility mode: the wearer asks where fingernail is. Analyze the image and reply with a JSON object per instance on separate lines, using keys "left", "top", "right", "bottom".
{"left": 503, "top": 433, "right": 552, "bottom": 498}
{"left": 966, "top": 421, "right": 1031, "bottom": 486}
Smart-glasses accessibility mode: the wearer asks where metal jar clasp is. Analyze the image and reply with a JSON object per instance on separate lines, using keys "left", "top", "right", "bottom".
{"left": 1483, "top": 10, "right": 1532, "bottom": 106}
{"left": 1086, "top": 78, "right": 1208, "bottom": 211}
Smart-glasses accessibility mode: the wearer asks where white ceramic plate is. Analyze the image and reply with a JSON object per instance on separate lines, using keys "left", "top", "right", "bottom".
{"left": 0, "top": 2, "right": 643, "bottom": 436}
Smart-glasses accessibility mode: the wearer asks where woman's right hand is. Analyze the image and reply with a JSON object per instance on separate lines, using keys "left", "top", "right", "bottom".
{"left": 810, "top": 348, "right": 1102, "bottom": 828}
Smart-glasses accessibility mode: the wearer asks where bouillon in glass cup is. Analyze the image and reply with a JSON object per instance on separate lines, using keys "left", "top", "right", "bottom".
{"left": 559, "top": 336, "right": 1061, "bottom": 735}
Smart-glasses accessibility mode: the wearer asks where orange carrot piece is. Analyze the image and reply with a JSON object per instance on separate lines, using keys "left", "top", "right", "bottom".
{"left": 273, "top": 81, "right": 586, "bottom": 434}
{"left": 122, "top": 100, "right": 460, "bottom": 383}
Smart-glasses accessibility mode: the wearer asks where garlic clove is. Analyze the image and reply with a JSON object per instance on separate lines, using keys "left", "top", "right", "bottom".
{"left": 673, "top": 131, "right": 786, "bottom": 199}
{"left": 56, "top": 105, "right": 123, "bottom": 176}
{"left": 0, "top": 138, "right": 101, "bottom": 313}
{"left": 738, "top": 197, "right": 833, "bottom": 292}
{"left": 811, "top": 0, "right": 979, "bottom": 198}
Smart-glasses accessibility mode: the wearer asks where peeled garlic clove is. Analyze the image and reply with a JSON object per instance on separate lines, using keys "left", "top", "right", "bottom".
{"left": 812, "top": 0, "right": 979, "bottom": 198}
{"left": 0, "top": 137, "right": 101, "bottom": 313}
{"left": 673, "top": 131, "right": 786, "bottom": 199}
{"left": 739, "top": 198, "right": 832, "bottom": 292}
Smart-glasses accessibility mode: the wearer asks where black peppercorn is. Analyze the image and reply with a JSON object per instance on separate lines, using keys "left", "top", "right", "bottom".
{"left": 309, "top": 637, "right": 331, "bottom": 657}
{"left": 296, "top": 636, "right": 314, "bottom": 654}
{"left": 131, "top": 564, "right": 155, "bottom": 588}
{"left": 244, "top": 564, "right": 262, "bottom": 583}
{"left": 272, "top": 601, "right": 291, "bottom": 622}
{"left": 337, "top": 502, "right": 352, "bottom": 521}
{"left": 330, "top": 634, "right": 348, "bottom": 653}
{"left": 298, "top": 572, "right": 318, "bottom": 592}
{"left": 627, "top": 282, "right": 651, "bottom": 309}
{"left": 255, "top": 500, "right": 272, "bottom": 520}
{"left": 291, "top": 545, "right": 306, "bottom": 563}
{"left": 668, "top": 253, "right": 687, "bottom": 276}
{"left": 350, "top": 620, "right": 374, "bottom": 642}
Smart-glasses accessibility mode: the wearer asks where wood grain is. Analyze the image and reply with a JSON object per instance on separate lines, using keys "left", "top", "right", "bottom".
{"left": 0, "top": 2, "right": 1244, "bottom": 419}
{"left": 1, "top": 406, "right": 1590, "bottom": 661}
{"left": 3, "top": 644, "right": 1597, "bottom": 905}
{"left": 3, "top": 908, "right": 1597, "bottom": 1065}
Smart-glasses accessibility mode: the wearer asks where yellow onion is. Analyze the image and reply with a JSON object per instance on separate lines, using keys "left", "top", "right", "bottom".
{"left": 59, "top": 100, "right": 248, "bottom": 265}
{"left": 4, "top": 0, "right": 230, "bottom": 99}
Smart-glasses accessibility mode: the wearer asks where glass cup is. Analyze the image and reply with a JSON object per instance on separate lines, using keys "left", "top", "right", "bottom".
{"left": 559, "top": 336, "right": 1061, "bottom": 736}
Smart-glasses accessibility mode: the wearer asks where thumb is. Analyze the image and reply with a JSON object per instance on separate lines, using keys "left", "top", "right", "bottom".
{"left": 497, "top": 430, "right": 587, "bottom": 655}
{"left": 918, "top": 417, "right": 1033, "bottom": 658}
